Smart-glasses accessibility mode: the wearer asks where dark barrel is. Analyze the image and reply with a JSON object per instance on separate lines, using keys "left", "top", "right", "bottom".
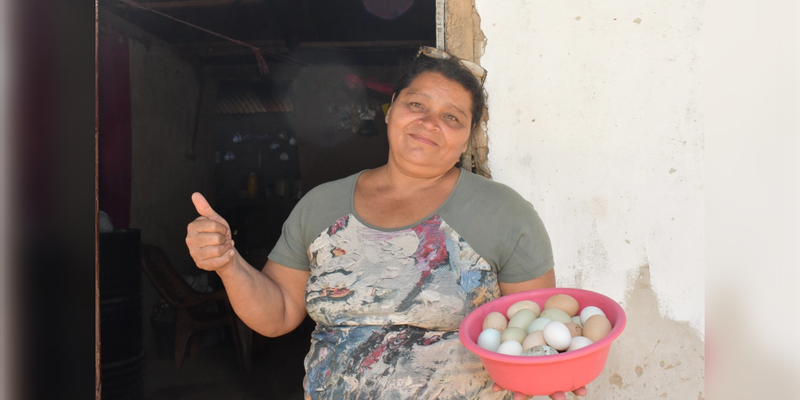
{"left": 100, "top": 229, "right": 143, "bottom": 400}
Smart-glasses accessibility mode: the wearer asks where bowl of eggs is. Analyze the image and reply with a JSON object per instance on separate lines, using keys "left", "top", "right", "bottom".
{"left": 458, "top": 288, "right": 626, "bottom": 396}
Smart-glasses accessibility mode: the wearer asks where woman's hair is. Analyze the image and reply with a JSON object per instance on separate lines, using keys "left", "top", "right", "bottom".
{"left": 393, "top": 55, "right": 486, "bottom": 130}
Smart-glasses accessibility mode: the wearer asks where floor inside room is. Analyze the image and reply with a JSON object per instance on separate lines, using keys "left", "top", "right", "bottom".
{"left": 143, "top": 319, "right": 315, "bottom": 400}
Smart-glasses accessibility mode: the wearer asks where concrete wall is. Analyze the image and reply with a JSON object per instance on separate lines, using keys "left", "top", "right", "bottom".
{"left": 126, "top": 34, "right": 217, "bottom": 362}
{"left": 128, "top": 39, "right": 216, "bottom": 275}
{"left": 473, "top": 0, "right": 705, "bottom": 397}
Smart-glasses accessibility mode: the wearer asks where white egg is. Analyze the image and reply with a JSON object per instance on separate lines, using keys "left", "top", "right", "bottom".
{"left": 525, "top": 317, "right": 553, "bottom": 334}
{"left": 542, "top": 321, "right": 572, "bottom": 351}
{"left": 567, "top": 336, "right": 594, "bottom": 352}
{"left": 580, "top": 306, "right": 606, "bottom": 326}
{"left": 497, "top": 340, "right": 524, "bottom": 356}
{"left": 477, "top": 328, "right": 502, "bottom": 352}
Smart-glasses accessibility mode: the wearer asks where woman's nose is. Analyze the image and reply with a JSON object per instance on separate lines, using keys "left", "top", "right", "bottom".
{"left": 417, "top": 113, "right": 439, "bottom": 130}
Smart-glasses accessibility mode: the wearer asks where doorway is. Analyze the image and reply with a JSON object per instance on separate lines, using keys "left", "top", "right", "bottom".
{"left": 97, "top": 1, "right": 438, "bottom": 399}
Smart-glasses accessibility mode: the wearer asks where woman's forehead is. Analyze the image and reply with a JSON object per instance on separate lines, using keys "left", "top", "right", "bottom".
{"left": 400, "top": 72, "right": 472, "bottom": 107}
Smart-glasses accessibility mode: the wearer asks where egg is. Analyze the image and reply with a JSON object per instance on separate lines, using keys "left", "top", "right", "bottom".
{"left": 580, "top": 306, "right": 606, "bottom": 326}
{"left": 521, "top": 330, "right": 546, "bottom": 351}
{"left": 540, "top": 308, "right": 573, "bottom": 324}
{"left": 567, "top": 336, "right": 594, "bottom": 352}
{"left": 564, "top": 322, "right": 583, "bottom": 338}
{"left": 525, "top": 317, "right": 553, "bottom": 334}
{"left": 500, "top": 327, "right": 527, "bottom": 344}
{"left": 497, "top": 340, "right": 524, "bottom": 356}
{"left": 508, "top": 309, "right": 537, "bottom": 331}
{"left": 583, "top": 314, "right": 612, "bottom": 342}
{"left": 483, "top": 311, "right": 508, "bottom": 332}
{"left": 506, "top": 300, "right": 541, "bottom": 319}
{"left": 572, "top": 315, "right": 583, "bottom": 327}
{"left": 477, "top": 328, "right": 502, "bottom": 352}
{"left": 542, "top": 321, "right": 572, "bottom": 351}
{"left": 544, "top": 294, "right": 580, "bottom": 317}
{"left": 521, "top": 345, "right": 559, "bottom": 356}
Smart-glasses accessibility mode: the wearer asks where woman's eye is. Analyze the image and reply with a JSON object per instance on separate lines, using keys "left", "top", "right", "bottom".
{"left": 444, "top": 115, "right": 458, "bottom": 122}
{"left": 409, "top": 102, "right": 423, "bottom": 108}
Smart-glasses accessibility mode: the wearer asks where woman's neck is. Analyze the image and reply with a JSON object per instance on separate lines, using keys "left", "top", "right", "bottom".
{"left": 353, "top": 164, "right": 462, "bottom": 229}
{"left": 375, "top": 164, "right": 459, "bottom": 193}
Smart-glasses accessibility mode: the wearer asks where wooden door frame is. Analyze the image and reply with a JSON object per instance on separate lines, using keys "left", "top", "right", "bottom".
{"left": 440, "top": 0, "right": 491, "bottom": 178}
{"left": 95, "top": 0, "right": 101, "bottom": 398}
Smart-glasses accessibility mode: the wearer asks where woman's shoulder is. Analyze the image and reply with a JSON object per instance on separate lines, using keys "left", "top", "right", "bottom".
{"left": 302, "top": 171, "right": 362, "bottom": 201}
{"left": 455, "top": 170, "right": 531, "bottom": 210}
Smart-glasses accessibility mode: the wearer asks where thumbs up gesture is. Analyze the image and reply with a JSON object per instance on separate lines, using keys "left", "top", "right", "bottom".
{"left": 185, "top": 192, "right": 237, "bottom": 272}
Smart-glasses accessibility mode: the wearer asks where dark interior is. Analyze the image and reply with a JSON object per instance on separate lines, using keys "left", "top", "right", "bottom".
{"left": 97, "top": 1, "right": 435, "bottom": 399}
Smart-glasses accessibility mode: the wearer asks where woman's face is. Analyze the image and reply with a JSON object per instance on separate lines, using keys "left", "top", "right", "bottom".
{"left": 385, "top": 71, "right": 473, "bottom": 177}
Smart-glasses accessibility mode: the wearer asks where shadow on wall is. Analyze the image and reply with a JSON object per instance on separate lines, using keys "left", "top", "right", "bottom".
{"left": 596, "top": 265, "right": 704, "bottom": 399}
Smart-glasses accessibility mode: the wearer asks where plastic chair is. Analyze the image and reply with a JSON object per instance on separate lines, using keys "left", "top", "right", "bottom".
{"left": 140, "top": 244, "right": 252, "bottom": 373}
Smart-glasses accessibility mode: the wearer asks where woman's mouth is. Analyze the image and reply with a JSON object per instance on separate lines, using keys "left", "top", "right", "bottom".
{"left": 409, "top": 134, "right": 438, "bottom": 147}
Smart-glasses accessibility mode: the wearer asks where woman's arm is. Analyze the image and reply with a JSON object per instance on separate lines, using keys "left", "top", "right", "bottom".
{"left": 498, "top": 268, "right": 556, "bottom": 296}
{"left": 216, "top": 256, "right": 309, "bottom": 337}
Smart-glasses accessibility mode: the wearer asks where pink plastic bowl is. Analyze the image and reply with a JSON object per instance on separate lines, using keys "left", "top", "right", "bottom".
{"left": 459, "top": 288, "right": 626, "bottom": 396}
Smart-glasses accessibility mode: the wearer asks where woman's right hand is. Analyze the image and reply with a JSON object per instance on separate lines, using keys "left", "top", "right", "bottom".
{"left": 185, "top": 192, "right": 237, "bottom": 272}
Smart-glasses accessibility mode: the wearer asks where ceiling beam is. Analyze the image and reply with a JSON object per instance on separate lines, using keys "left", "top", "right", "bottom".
{"left": 176, "top": 39, "right": 432, "bottom": 57}
{"left": 299, "top": 40, "right": 434, "bottom": 49}
{"left": 176, "top": 39, "right": 289, "bottom": 57}
{"left": 113, "top": 0, "right": 264, "bottom": 10}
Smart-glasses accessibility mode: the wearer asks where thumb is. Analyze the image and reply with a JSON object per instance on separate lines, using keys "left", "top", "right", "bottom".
{"left": 191, "top": 192, "right": 222, "bottom": 219}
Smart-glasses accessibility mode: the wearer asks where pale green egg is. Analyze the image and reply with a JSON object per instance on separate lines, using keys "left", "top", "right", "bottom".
{"left": 540, "top": 307, "right": 573, "bottom": 324}
{"left": 525, "top": 317, "right": 553, "bottom": 334}
{"left": 508, "top": 309, "right": 537, "bottom": 331}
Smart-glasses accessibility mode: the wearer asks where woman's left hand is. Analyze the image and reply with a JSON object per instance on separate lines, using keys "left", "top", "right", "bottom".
{"left": 492, "top": 383, "right": 588, "bottom": 400}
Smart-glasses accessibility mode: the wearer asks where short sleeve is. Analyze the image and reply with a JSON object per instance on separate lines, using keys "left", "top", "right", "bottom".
{"left": 495, "top": 204, "right": 554, "bottom": 283}
{"left": 268, "top": 196, "right": 314, "bottom": 271}
{"left": 267, "top": 173, "right": 359, "bottom": 271}
{"left": 439, "top": 170, "right": 554, "bottom": 284}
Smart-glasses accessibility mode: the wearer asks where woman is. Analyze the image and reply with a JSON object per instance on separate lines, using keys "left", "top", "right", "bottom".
{"left": 186, "top": 48, "right": 586, "bottom": 400}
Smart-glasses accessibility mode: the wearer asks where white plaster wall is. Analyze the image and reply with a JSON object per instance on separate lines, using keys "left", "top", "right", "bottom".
{"left": 474, "top": 2, "right": 705, "bottom": 396}
{"left": 476, "top": 0, "right": 704, "bottom": 338}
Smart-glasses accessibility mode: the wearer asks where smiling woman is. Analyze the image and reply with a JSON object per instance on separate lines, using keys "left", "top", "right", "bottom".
{"left": 385, "top": 72, "right": 473, "bottom": 177}
{"left": 186, "top": 49, "right": 566, "bottom": 399}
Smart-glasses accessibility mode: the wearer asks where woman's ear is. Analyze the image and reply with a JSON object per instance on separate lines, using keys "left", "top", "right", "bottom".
{"left": 460, "top": 129, "right": 473, "bottom": 154}
{"left": 385, "top": 93, "right": 396, "bottom": 124}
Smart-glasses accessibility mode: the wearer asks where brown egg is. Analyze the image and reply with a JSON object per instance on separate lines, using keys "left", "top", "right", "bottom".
{"left": 483, "top": 311, "right": 508, "bottom": 333}
{"left": 521, "top": 330, "right": 546, "bottom": 351}
{"left": 544, "top": 294, "right": 580, "bottom": 317}
{"left": 583, "top": 314, "right": 612, "bottom": 342}
{"left": 564, "top": 322, "right": 583, "bottom": 338}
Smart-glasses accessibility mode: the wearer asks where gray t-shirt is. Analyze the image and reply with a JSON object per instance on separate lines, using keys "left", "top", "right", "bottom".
{"left": 268, "top": 169, "right": 553, "bottom": 399}
{"left": 269, "top": 169, "right": 554, "bottom": 282}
